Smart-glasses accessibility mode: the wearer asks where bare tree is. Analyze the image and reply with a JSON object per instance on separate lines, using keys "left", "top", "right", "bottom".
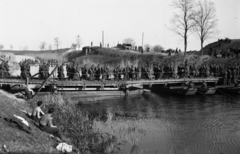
{"left": 40, "top": 42, "right": 46, "bottom": 51}
{"left": 0, "top": 44, "right": 4, "bottom": 50}
{"left": 192, "top": 0, "right": 218, "bottom": 55}
{"left": 144, "top": 44, "right": 151, "bottom": 52}
{"left": 54, "top": 37, "right": 60, "bottom": 51}
{"left": 10, "top": 44, "right": 13, "bottom": 50}
{"left": 123, "top": 38, "right": 136, "bottom": 46}
{"left": 171, "top": 0, "right": 196, "bottom": 55}
{"left": 152, "top": 45, "right": 164, "bottom": 52}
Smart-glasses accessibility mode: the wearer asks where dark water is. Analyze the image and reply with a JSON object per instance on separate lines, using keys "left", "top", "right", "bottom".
{"left": 78, "top": 93, "right": 240, "bottom": 154}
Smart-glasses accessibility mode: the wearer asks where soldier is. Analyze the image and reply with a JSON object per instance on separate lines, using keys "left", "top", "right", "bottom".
{"left": 95, "top": 64, "right": 101, "bottom": 80}
{"left": 3, "top": 61, "right": 10, "bottom": 78}
{"left": 144, "top": 65, "right": 150, "bottom": 79}
{"left": 169, "top": 64, "right": 174, "bottom": 78}
{"left": 119, "top": 67, "right": 123, "bottom": 80}
{"left": 102, "top": 65, "right": 108, "bottom": 81}
{"left": 159, "top": 64, "right": 164, "bottom": 79}
{"left": 153, "top": 64, "right": 158, "bottom": 80}
{"left": 227, "top": 68, "right": 232, "bottom": 85}
{"left": 113, "top": 66, "right": 118, "bottom": 81}
{"left": 75, "top": 64, "right": 82, "bottom": 80}
{"left": 58, "top": 63, "right": 65, "bottom": 80}
{"left": 201, "top": 81, "right": 208, "bottom": 89}
{"left": 39, "top": 62, "right": 46, "bottom": 79}
{"left": 0, "top": 62, "right": 5, "bottom": 78}
{"left": 26, "top": 61, "right": 31, "bottom": 78}
{"left": 232, "top": 68, "right": 237, "bottom": 84}
{"left": 68, "top": 63, "right": 72, "bottom": 80}
{"left": 20, "top": 61, "right": 30, "bottom": 79}
{"left": 188, "top": 81, "right": 194, "bottom": 88}
{"left": 42, "top": 62, "right": 49, "bottom": 80}
{"left": 189, "top": 65, "right": 194, "bottom": 78}
{"left": 104, "top": 65, "right": 109, "bottom": 80}
{"left": 125, "top": 65, "right": 130, "bottom": 80}
{"left": 136, "top": 66, "right": 141, "bottom": 80}
{"left": 38, "top": 62, "right": 43, "bottom": 79}
{"left": 88, "top": 65, "right": 95, "bottom": 81}
{"left": 82, "top": 65, "right": 87, "bottom": 80}
{"left": 142, "top": 66, "right": 147, "bottom": 79}
{"left": 130, "top": 65, "right": 135, "bottom": 80}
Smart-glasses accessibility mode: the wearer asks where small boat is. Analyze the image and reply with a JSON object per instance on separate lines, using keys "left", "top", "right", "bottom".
{"left": 217, "top": 86, "right": 240, "bottom": 94}
{"left": 142, "top": 89, "right": 151, "bottom": 95}
{"left": 197, "top": 87, "right": 216, "bottom": 95}
{"left": 160, "top": 86, "right": 197, "bottom": 96}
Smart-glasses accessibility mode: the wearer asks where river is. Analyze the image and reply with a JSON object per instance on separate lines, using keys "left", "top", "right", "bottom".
{"left": 76, "top": 92, "right": 240, "bottom": 154}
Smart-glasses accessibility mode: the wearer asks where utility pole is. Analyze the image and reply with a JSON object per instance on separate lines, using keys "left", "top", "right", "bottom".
{"left": 142, "top": 32, "right": 144, "bottom": 48}
{"left": 102, "top": 31, "right": 104, "bottom": 48}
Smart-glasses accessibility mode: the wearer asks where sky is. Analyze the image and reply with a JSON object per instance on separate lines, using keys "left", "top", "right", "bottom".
{"left": 0, "top": 0, "right": 239, "bottom": 51}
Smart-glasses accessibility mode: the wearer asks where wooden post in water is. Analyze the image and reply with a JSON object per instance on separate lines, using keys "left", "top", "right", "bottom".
{"left": 31, "top": 65, "right": 58, "bottom": 99}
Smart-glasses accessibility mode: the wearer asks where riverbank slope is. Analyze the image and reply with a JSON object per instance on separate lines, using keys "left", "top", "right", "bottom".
{"left": 0, "top": 90, "right": 60, "bottom": 154}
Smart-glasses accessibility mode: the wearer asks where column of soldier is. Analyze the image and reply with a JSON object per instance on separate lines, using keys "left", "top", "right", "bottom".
{"left": 19, "top": 60, "right": 50, "bottom": 80}
{"left": 153, "top": 63, "right": 240, "bottom": 84}
{"left": 18, "top": 60, "right": 240, "bottom": 85}
{"left": 0, "top": 61, "right": 10, "bottom": 78}
{"left": 58, "top": 63, "right": 152, "bottom": 81}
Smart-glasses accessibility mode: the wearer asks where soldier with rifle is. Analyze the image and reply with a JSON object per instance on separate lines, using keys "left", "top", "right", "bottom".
{"left": 57, "top": 63, "right": 65, "bottom": 80}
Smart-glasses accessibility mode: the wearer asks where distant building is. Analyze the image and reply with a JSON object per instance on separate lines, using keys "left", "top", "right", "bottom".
{"left": 122, "top": 43, "right": 132, "bottom": 50}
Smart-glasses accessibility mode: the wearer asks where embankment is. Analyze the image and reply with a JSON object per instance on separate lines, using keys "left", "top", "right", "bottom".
{"left": 0, "top": 90, "right": 59, "bottom": 154}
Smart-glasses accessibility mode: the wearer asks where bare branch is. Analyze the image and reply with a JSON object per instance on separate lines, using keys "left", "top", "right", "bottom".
{"left": 192, "top": 0, "right": 218, "bottom": 54}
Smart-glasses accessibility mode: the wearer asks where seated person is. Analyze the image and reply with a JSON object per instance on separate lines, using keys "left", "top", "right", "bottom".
{"left": 31, "top": 101, "right": 44, "bottom": 122}
{"left": 188, "top": 81, "right": 194, "bottom": 88}
{"left": 39, "top": 107, "right": 63, "bottom": 140}
{"left": 201, "top": 81, "right": 208, "bottom": 89}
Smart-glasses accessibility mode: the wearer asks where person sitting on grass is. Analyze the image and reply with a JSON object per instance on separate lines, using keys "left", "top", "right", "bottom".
{"left": 31, "top": 101, "right": 44, "bottom": 122}
{"left": 39, "top": 107, "right": 63, "bottom": 141}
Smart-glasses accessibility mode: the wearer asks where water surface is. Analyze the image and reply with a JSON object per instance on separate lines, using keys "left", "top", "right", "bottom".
{"left": 78, "top": 93, "right": 240, "bottom": 154}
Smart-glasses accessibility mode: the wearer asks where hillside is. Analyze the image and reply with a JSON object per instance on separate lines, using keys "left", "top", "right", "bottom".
{"left": 66, "top": 47, "right": 167, "bottom": 68}
{"left": 202, "top": 38, "right": 240, "bottom": 55}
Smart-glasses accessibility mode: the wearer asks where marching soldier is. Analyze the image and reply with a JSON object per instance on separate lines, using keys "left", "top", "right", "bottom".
{"left": 95, "top": 64, "right": 101, "bottom": 80}
{"left": 136, "top": 66, "right": 141, "bottom": 80}
{"left": 58, "top": 63, "right": 65, "bottom": 80}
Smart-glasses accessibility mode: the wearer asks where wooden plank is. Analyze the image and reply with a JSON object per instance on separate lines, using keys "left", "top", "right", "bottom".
{"left": 0, "top": 77, "right": 219, "bottom": 87}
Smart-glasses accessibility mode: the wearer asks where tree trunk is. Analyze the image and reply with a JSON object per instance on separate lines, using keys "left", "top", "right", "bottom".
{"left": 184, "top": 31, "right": 187, "bottom": 55}
{"left": 201, "top": 38, "right": 204, "bottom": 56}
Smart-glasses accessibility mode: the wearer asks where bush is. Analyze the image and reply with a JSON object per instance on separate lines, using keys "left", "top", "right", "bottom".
{"left": 31, "top": 94, "right": 120, "bottom": 153}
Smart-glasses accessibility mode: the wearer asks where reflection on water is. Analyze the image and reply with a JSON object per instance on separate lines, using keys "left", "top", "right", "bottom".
{"left": 78, "top": 93, "right": 240, "bottom": 154}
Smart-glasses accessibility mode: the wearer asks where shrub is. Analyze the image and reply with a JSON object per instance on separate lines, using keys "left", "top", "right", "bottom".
{"left": 31, "top": 94, "right": 120, "bottom": 153}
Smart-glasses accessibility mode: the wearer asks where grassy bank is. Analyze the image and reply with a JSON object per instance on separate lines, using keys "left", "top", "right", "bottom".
{"left": 0, "top": 90, "right": 59, "bottom": 154}
{"left": 0, "top": 90, "right": 121, "bottom": 153}
{"left": 32, "top": 94, "right": 120, "bottom": 154}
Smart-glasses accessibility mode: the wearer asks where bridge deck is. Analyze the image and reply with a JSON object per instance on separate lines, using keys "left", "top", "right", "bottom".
{"left": 0, "top": 77, "right": 219, "bottom": 87}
